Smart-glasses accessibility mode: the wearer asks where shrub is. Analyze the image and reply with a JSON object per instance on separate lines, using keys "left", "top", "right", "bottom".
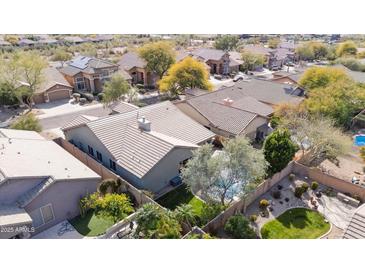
{"left": 301, "top": 182, "right": 309, "bottom": 192}
{"left": 10, "top": 113, "right": 42, "bottom": 132}
{"left": 289, "top": 173, "right": 295, "bottom": 181}
{"left": 311, "top": 181, "right": 319, "bottom": 190}
{"left": 199, "top": 203, "right": 224, "bottom": 226}
{"left": 82, "top": 92, "right": 94, "bottom": 102}
{"left": 259, "top": 199, "right": 269, "bottom": 209}
{"left": 249, "top": 214, "right": 257, "bottom": 222}
{"left": 272, "top": 190, "right": 281, "bottom": 199}
{"left": 224, "top": 215, "right": 256, "bottom": 239}
{"left": 294, "top": 186, "right": 305, "bottom": 198}
{"left": 97, "top": 93, "right": 104, "bottom": 101}
{"left": 79, "top": 98, "right": 87, "bottom": 105}
{"left": 72, "top": 93, "right": 81, "bottom": 101}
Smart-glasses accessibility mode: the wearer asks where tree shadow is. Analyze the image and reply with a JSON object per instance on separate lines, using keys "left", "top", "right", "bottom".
{"left": 276, "top": 208, "right": 312, "bottom": 229}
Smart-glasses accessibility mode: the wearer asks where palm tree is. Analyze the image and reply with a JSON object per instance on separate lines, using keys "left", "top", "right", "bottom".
{"left": 174, "top": 204, "right": 196, "bottom": 231}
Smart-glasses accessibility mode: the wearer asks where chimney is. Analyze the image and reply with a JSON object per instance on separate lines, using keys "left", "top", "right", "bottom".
{"left": 138, "top": 116, "right": 151, "bottom": 131}
{"left": 223, "top": 97, "right": 234, "bottom": 106}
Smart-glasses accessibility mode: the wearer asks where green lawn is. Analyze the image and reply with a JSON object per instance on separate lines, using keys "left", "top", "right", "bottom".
{"left": 261, "top": 208, "right": 330, "bottom": 239}
{"left": 156, "top": 184, "right": 204, "bottom": 217}
{"left": 69, "top": 210, "right": 115, "bottom": 237}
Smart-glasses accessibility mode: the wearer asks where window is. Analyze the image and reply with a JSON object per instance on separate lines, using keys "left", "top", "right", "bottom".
{"left": 96, "top": 151, "right": 103, "bottom": 162}
{"left": 88, "top": 145, "right": 94, "bottom": 156}
{"left": 75, "top": 77, "right": 86, "bottom": 91}
{"left": 101, "top": 70, "right": 109, "bottom": 78}
{"left": 78, "top": 142, "right": 84, "bottom": 152}
{"left": 40, "top": 204, "right": 55, "bottom": 224}
{"left": 109, "top": 159, "right": 116, "bottom": 171}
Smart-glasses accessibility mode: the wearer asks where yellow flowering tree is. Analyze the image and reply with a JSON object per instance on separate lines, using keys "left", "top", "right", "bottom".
{"left": 158, "top": 57, "right": 212, "bottom": 95}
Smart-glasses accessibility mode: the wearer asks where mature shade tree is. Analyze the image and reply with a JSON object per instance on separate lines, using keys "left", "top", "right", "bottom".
{"left": 102, "top": 74, "right": 131, "bottom": 107}
{"left": 263, "top": 129, "right": 298, "bottom": 175}
{"left": 305, "top": 80, "right": 365, "bottom": 127}
{"left": 336, "top": 40, "right": 357, "bottom": 57}
{"left": 240, "top": 51, "right": 266, "bottom": 72}
{"left": 134, "top": 204, "right": 181, "bottom": 239}
{"left": 182, "top": 137, "right": 268, "bottom": 206}
{"left": 158, "top": 57, "right": 212, "bottom": 95}
{"left": 279, "top": 113, "right": 352, "bottom": 166}
{"left": 214, "top": 35, "right": 239, "bottom": 51}
{"left": 0, "top": 51, "right": 47, "bottom": 109}
{"left": 139, "top": 41, "right": 176, "bottom": 81}
{"left": 296, "top": 44, "right": 315, "bottom": 61}
{"left": 51, "top": 48, "right": 72, "bottom": 67}
{"left": 268, "top": 38, "right": 280, "bottom": 49}
{"left": 298, "top": 67, "right": 350, "bottom": 90}
{"left": 10, "top": 113, "right": 42, "bottom": 132}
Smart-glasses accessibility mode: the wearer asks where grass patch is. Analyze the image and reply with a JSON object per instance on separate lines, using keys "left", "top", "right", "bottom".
{"left": 261, "top": 208, "right": 330, "bottom": 239}
{"left": 69, "top": 210, "right": 115, "bottom": 237}
{"left": 156, "top": 184, "right": 204, "bottom": 217}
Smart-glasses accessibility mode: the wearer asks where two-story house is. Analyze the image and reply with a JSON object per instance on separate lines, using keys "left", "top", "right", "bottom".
{"left": 59, "top": 56, "right": 124, "bottom": 93}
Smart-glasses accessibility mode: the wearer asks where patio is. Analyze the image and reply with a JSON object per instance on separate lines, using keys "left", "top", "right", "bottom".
{"left": 245, "top": 174, "right": 359, "bottom": 237}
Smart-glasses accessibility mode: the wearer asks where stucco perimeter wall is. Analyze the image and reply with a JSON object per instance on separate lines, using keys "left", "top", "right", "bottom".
{"left": 53, "top": 138, "right": 156, "bottom": 207}
{"left": 203, "top": 160, "right": 365, "bottom": 234}
{"left": 293, "top": 162, "right": 365, "bottom": 201}
{"left": 202, "top": 162, "right": 294, "bottom": 234}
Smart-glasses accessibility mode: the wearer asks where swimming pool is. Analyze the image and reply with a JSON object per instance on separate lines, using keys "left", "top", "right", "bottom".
{"left": 354, "top": 135, "right": 365, "bottom": 146}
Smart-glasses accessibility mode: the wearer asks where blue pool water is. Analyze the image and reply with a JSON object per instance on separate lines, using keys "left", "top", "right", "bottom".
{"left": 355, "top": 135, "right": 365, "bottom": 146}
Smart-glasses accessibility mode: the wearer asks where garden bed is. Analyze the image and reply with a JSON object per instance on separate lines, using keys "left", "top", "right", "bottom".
{"left": 260, "top": 208, "right": 330, "bottom": 239}
{"left": 69, "top": 210, "right": 115, "bottom": 237}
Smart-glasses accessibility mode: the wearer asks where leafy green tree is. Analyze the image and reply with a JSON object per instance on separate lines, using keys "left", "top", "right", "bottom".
{"left": 279, "top": 114, "right": 352, "bottom": 166}
{"left": 10, "top": 113, "right": 42, "bottom": 132}
{"left": 139, "top": 41, "right": 176, "bottom": 80}
{"left": 336, "top": 57, "right": 365, "bottom": 72}
{"left": 240, "top": 51, "right": 266, "bottom": 72}
{"left": 199, "top": 202, "right": 225, "bottom": 226}
{"left": 134, "top": 203, "right": 181, "bottom": 239}
{"left": 159, "top": 57, "right": 212, "bottom": 95}
{"left": 214, "top": 35, "right": 239, "bottom": 51}
{"left": 51, "top": 48, "right": 72, "bottom": 67}
{"left": 0, "top": 51, "right": 47, "bottom": 109}
{"left": 102, "top": 74, "right": 131, "bottom": 107}
{"left": 298, "top": 67, "right": 350, "bottom": 90}
{"left": 305, "top": 80, "right": 365, "bottom": 127}
{"left": 336, "top": 40, "right": 357, "bottom": 57}
{"left": 93, "top": 193, "right": 134, "bottom": 223}
{"left": 295, "top": 44, "right": 315, "bottom": 61}
{"left": 224, "top": 215, "right": 256, "bottom": 239}
{"left": 268, "top": 38, "right": 280, "bottom": 49}
{"left": 263, "top": 129, "right": 298, "bottom": 175}
{"left": 182, "top": 137, "right": 267, "bottom": 206}
{"left": 173, "top": 204, "right": 196, "bottom": 230}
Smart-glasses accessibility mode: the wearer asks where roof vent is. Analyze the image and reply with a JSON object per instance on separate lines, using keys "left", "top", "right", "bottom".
{"left": 223, "top": 97, "right": 234, "bottom": 106}
{"left": 138, "top": 116, "right": 151, "bottom": 132}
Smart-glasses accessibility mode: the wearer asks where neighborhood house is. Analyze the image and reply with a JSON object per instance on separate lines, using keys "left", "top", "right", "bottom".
{"left": 61, "top": 101, "right": 215, "bottom": 194}
{"left": 0, "top": 129, "right": 101, "bottom": 239}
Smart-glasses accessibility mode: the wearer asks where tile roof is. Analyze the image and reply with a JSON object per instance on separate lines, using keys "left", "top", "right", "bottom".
{"left": 191, "top": 48, "right": 227, "bottom": 61}
{"left": 184, "top": 87, "right": 274, "bottom": 135}
{"left": 117, "top": 52, "right": 147, "bottom": 71}
{"left": 0, "top": 129, "right": 100, "bottom": 181}
{"left": 111, "top": 102, "right": 139, "bottom": 114}
{"left": 232, "top": 78, "right": 304, "bottom": 105}
{"left": 60, "top": 56, "right": 117, "bottom": 76}
{"left": 36, "top": 67, "right": 72, "bottom": 94}
{"left": 61, "top": 115, "right": 98, "bottom": 131}
{"left": 65, "top": 101, "right": 214, "bottom": 178}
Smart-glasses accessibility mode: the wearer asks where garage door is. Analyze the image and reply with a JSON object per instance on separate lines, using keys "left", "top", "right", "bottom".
{"left": 47, "top": 89, "right": 71, "bottom": 102}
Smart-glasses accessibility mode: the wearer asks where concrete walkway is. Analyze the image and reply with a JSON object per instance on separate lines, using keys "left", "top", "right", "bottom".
{"left": 245, "top": 175, "right": 358, "bottom": 234}
{"left": 32, "top": 220, "right": 92, "bottom": 239}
